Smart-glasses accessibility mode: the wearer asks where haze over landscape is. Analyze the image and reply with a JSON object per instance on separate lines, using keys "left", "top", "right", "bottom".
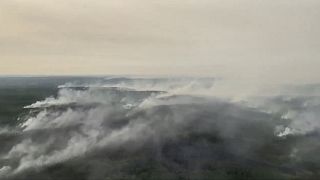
{"left": 1, "top": 1, "right": 320, "bottom": 180}
{"left": 1, "top": 0, "right": 320, "bottom": 84}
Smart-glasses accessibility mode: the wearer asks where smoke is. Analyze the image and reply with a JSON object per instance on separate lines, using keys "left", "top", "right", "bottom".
{"left": 245, "top": 95, "right": 320, "bottom": 137}
{"left": 0, "top": 77, "right": 320, "bottom": 179}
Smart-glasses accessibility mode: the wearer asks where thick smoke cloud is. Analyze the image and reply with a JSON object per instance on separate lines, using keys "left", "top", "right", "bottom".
{"left": 0, "top": 77, "right": 320, "bottom": 179}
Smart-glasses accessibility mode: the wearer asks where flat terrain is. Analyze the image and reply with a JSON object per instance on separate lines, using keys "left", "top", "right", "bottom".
{"left": 0, "top": 77, "right": 319, "bottom": 180}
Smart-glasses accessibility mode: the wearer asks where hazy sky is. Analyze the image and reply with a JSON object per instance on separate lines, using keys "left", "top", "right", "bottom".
{"left": 0, "top": 0, "right": 319, "bottom": 83}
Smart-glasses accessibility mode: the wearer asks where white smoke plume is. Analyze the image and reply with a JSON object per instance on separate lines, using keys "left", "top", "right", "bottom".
{"left": 0, "top": 77, "right": 320, "bottom": 179}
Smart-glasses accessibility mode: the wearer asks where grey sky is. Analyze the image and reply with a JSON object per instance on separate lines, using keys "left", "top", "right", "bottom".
{"left": 0, "top": 0, "right": 319, "bottom": 83}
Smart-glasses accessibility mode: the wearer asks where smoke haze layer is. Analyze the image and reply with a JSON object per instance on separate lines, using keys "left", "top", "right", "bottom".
{"left": 0, "top": 77, "right": 320, "bottom": 180}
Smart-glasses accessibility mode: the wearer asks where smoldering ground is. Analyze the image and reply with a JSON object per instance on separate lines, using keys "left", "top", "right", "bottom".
{"left": 0, "top": 77, "right": 320, "bottom": 180}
